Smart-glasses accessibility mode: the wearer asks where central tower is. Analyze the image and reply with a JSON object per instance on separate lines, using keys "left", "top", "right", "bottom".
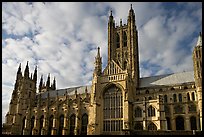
{"left": 88, "top": 5, "right": 139, "bottom": 135}
{"left": 108, "top": 4, "right": 139, "bottom": 87}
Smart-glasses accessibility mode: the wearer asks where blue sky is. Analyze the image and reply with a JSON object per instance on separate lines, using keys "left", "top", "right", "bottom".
{"left": 2, "top": 2, "right": 202, "bottom": 123}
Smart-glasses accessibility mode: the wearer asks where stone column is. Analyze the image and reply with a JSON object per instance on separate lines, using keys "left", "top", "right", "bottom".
{"left": 52, "top": 111, "right": 57, "bottom": 135}
{"left": 185, "top": 116, "right": 190, "bottom": 130}
{"left": 62, "top": 109, "right": 68, "bottom": 135}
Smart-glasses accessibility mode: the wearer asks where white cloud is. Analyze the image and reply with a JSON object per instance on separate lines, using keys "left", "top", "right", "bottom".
{"left": 2, "top": 2, "right": 202, "bottom": 124}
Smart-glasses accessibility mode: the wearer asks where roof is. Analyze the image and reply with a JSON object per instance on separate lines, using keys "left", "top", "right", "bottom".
{"left": 39, "top": 85, "right": 91, "bottom": 99}
{"left": 139, "top": 71, "right": 195, "bottom": 88}
{"left": 39, "top": 71, "right": 195, "bottom": 98}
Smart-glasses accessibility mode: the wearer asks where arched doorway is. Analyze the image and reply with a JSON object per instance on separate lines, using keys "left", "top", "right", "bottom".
{"left": 176, "top": 116, "right": 184, "bottom": 130}
{"left": 148, "top": 122, "right": 157, "bottom": 130}
{"left": 190, "top": 116, "right": 197, "bottom": 130}
{"left": 103, "top": 84, "right": 123, "bottom": 133}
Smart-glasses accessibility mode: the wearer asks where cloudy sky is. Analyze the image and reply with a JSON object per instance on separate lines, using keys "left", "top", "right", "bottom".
{"left": 2, "top": 2, "right": 202, "bottom": 123}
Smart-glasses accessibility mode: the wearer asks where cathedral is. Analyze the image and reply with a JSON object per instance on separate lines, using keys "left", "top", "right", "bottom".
{"left": 2, "top": 5, "right": 202, "bottom": 135}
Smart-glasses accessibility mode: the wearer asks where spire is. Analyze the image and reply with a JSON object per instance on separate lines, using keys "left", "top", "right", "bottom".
{"left": 46, "top": 73, "right": 50, "bottom": 88}
{"left": 52, "top": 77, "right": 56, "bottom": 90}
{"left": 120, "top": 19, "right": 122, "bottom": 26}
{"left": 109, "top": 9, "right": 114, "bottom": 23}
{"left": 128, "top": 4, "right": 135, "bottom": 17}
{"left": 94, "top": 47, "right": 102, "bottom": 76}
{"left": 97, "top": 47, "right": 101, "bottom": 58}
{"left": 196, "top": 32, "right": 202, "bottom": 46}
{"left": 17, "top": 63, "right": 21, "bottom": 74}
{"left": 33, "top": 66, "right": 37, "bottom": 82}
{"left": 24, "top": 61, "right": 29, "bottom": 78}
{"left": 39, "top": 75, "right": 43, "bottom": 92}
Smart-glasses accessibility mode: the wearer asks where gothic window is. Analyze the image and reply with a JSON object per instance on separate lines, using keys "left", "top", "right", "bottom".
{"left": 116, "top": 33, "right": 120, "bottom": 48}
{"left": 174, "top": 105, "right": 183, "bottom": 114}
{"left": 124, "top": 61, "right": 127, "bottom": 69}
{"left": 148, "top": 122, "right": 157, "bottom": 130}
{"left": 134, "top": 122, "right": 143, "bottom": 130}
{"left": 171, "top": 87, "right": 175, "bottom": 90}
{"left": 48, "top": 115, "right": 54, "bottom": 135}
{"left": 178, "top": 94, "right": 182, "bottom": 102}
{"left": 188, "top": 104, "right": 196, "bottom": 112}
{"left": 164, "top": 95, "right": 168, "bottom": 103}
{"left": 176, "top": 116, "right": 184, "bottom": 130}
{"left": 103, "top": 85, "right": 123, "bottom": 132}
{"left": 39, "top": 115, "right": 44, "bottom": 135}
{"left": 190, "top": 116, "right": 197, "bottom": 130}
{"left": 135, "top": 106, "right": 142, "bottom": 117}
{"left": 21, "top": 116, "right": 26, "bottom": 135}
{"left": 166, "top": 117, "right": 171, "bottom": 130}
{"left": 191, "top": 92, "right": 195, "bottom": 101}
{"left": 146, "top": 90, "right": 149, "bottom": 94}
{"left": 187, "top": 93, "right": 190, "bottom": 101}
{"left": 173, "top": 94, "right": 177, "bottom": 102}
{"left": 70, "top": 114, "right": 76, "bottom": 135}
{"left": 148, "top": 105, "right": 155, "bottom": 117}
{"left": 123, "top": 31, "right": 127, "bottom": 47}
{"left": 58, "top": 114, "right": 64, "bottom": 135}
{"left": 164, "top": 105, "right": 170, "bottom": 114}
{"left": 81, "top": 114, "right": 88, "bottom": 135}
{"left": 30, "top": 116, "right": 35, "bottom": 135}
{"left": 184, "top": 86, "right": 188, "bottom": 89}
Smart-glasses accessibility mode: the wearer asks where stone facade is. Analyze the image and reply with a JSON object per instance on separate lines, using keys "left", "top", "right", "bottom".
{"left": 2, "top": 5, "right": 202, "bottom": 135}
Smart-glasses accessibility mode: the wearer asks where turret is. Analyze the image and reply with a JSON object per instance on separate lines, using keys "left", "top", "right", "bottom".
{"left": 39, "top": 75, "right": 43, "bottom": 92}
{"left": 94, "top": 47, "right": 102, "bottom": 76}
{"left": 52, "top": 77, "right": 56, "bottom": 90}
{"left": 193, "top": 32, "right": 202, "bottom": 130}
{"left": 24, "top": 61, "right": 29, "bottom": 79}
{"left": 108, "top": 10, "right": 115, "bottom": 63}
{"left": 33, "top": 66, "right": 37, "bottom": 84}
{"left": 14, "top": 63, "right": 22, "bottom": 90}
{"left": 46, "top": 73, "right": 50, "bottom": 89}
{"left": 193, "top": 32, "right": 202, "bottom": 88}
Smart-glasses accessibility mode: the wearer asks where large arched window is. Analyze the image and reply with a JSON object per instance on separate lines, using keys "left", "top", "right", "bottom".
{"left": 190, "top": 116, "right": 197, "bottom": 130}
{"left": 148, "top": 105, "right": 155, "bottom": 117}
{"left": 39, "top": 115, "right": 44, "bottom": 135}
{"left": 116, "top": 33, "right": 120, "bottom": 48}
{"left": 123, "top": 31, "right": 127, "bottom": 47}
{"left": 70, "top": 114, "right": 76, "bottom": 135}
{"left": 164, "top": 95, "right": 168, "bottom": 103}
{"left": 134, "top": 122, "right": 143, "bottom": 130}
{"left": 21, "top": 116, "right": 26, "bottom": 135}
{"left": 81, "top": 114, "right": 88, "bottom": 135}
{"left": 178, "top": 94, "right": 182, "bottom": 102}
{"left": 103, "top": 85, "right": 123, "bottom": 132}
{"left": 187, "top": 93, "right": 190, "bottom": 101}
{"left": 148, "top": 122, "right": 157, "bottom": 130}
{"left": 58, "top": 114, "right": 64, "bottom": 135}
{"left": 192, "top": 92, "right": 195, "bottom": 101}
{"left": 173, "top": 94, "right": 177, "bottom": 102}
{"left": 48, "top": 115, "right": 54, "bottom": 135}
{"left": 135, "top": 106, "right": 142, "bottom": 117}
{"left": 30, "top": 116, "right": 35, "bottom": 135}
{"left": 176, "top": 116, "right": 184, "bottom": 130}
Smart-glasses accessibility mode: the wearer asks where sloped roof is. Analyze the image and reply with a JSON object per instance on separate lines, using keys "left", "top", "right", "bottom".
{"left": 38, "top": 71, "right": 195, "bottom": 98}
{"left": 39, "top": 85, "right": 91, "bottom": 99}
{"left": 139, "top": 71, "right": 195, "bottom": 88}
